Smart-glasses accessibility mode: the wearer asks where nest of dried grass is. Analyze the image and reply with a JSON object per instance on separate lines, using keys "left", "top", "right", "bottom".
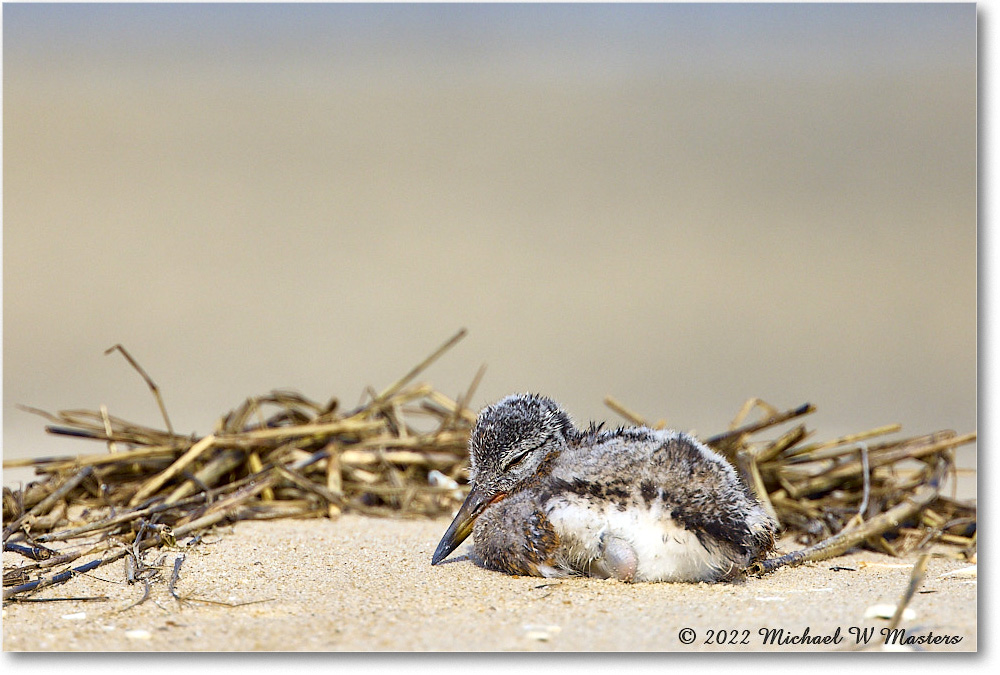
{"left": 3, "top": 330, "right": 976, "bottom": 600}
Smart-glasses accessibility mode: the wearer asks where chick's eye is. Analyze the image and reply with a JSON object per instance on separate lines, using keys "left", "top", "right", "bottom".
{"left": 505, "top": 450, "right": 530, "bottom": 470}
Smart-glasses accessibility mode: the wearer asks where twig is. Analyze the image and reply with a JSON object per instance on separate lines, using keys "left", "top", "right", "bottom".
{"left": 129, "top": 434, "right": 218, "bottom": 506}
{"left": 705, "top": 403, "right": 816, "bottom": 451}
{"left": 373, "top": 328, "right": 467, "bottom": 404}
{"left": 35, "top": 492, "right": 211, "bottom": 542}
{"left": 3, "top": 467, "right": 93, "bottom": 540}
{"left": 736, "top": 448, "right": 778, "bottom": 524}
{"left": 4, "top": 542, "right": 57, "bottom": 561}
{"left": 105, "top": 344, "right": 174, "bottom": 435}
{"left": 856, "top": 442, "right": 872, "bottom": 520}
{"left": 888, "top": 552, "right": 930, "bottom": 631}
{"left": 749, "top": 460, "right": 946, "bottom": 576}
{"left": 782, "top": 424, "right": 903, "bottom": 461}
{"left": 164, "top": 449, "right": 244, "bottom": 505}
{"left": 169, "top": 555, "right": 185, "bottom": 600}
{"left": 8, "top": 596, "right": 108, "bottom": 603}
{"left": 275, "top": 465, "right": 345, "bottom": 508}
{"left": 440, "top": 363, "right": 486, "bottom": 435}
{"left": 3, "top": 557, "right": 107, "bottom": 599}
{"left": 100, "top": 404, "right": 119, "bottom": 454}
{"left": 603, "top": 396, "right": 647, "bottom": 426}
{"left": 177, "top": 595, "right": 273, "bottom": 608}
{"left": 118, "top": 577, "right": 151, "bottom": 612}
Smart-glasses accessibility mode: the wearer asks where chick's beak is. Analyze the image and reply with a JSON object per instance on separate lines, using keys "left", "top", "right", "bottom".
{"left": 431, "top": 484, "right": 504, "bottom": 565}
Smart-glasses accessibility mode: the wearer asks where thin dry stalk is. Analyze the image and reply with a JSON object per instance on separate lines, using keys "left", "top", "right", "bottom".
{"left": 373, "top": 328, "right": 467, "bottom": 404}
{"left": 888, "top": 552, "right": 930, "bottom": 631}
{"left": 105, "top": 344, "right": 174, "bottom": 435}
{"left": 604, "top": 396, "right": 648, "bottom": 426}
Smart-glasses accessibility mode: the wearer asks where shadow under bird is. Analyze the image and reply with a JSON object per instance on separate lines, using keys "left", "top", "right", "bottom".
{"left": 431, "top": 394, "right": 776, "bottom": 582}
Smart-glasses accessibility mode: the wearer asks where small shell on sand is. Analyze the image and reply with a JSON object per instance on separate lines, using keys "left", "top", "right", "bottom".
{"left": 523, "top": 624, "right": 562, "bottom": 642}
{"left": 938, "top": 565, "right": 976, "bottom": 579}
{"left": 881, "top": 643, "right": 916, "bottom": 652}
{"left": 864, "top": 604, "right": 916, "bottom": 621}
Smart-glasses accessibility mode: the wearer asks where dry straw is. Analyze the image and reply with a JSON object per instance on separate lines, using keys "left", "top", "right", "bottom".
{"left": 3, "top": 330, "right": 976, "bottom": 600}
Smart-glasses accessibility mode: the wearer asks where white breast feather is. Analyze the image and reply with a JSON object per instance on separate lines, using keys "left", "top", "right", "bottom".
{"left": 546, "top": 498, "right": 735, "bottom": 582}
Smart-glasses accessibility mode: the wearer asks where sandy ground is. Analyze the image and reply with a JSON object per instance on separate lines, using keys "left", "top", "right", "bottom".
{"left": 2, "top": 515, "right": 976, "bottom": 652}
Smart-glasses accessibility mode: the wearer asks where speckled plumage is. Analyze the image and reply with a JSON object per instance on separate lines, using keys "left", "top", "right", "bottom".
{"left": 432, "top": 394, "right": 776, "bottom": 583}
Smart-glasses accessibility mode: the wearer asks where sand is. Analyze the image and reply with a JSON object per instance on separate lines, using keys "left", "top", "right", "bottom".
{"left": 2, "top": 515, "right": 976, "bottom": 652}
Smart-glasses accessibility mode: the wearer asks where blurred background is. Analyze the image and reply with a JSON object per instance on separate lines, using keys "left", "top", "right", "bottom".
{"left": 3, "top": 4, "right": 977, "bottom": 495}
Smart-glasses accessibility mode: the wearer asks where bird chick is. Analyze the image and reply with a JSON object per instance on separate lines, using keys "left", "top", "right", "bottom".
{"left": 432, "top": 394, "right": 775, "bottom": 582}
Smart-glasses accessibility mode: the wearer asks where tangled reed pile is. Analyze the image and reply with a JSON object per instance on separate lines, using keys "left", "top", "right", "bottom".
{"left": 607, "top": 396, "right": 975, "bottom": 571}
{"left": 3, "top": 329, "right": 976, "bottom": 600}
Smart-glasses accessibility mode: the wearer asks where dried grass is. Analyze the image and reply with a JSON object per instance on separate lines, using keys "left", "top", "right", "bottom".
{"left": 3, "top": 331, "right": 976, "bottom": 599}
{"left": 696, "top": 399, "right": 976, "bottom": 574}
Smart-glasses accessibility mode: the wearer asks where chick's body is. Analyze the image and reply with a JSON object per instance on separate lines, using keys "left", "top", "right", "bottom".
{"left": 433, "top": 394, "right": 776, "bottom": 583}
